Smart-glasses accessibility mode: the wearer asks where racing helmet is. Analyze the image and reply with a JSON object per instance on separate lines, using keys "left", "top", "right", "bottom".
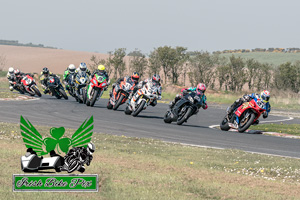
{"left": 196, "top": 83, "right": 206, "bottom": 95}
{"left": 8, "top": 67, "right": 14, "bottom": 74}
{"left": 98, "top": 65, "right": 105, "bottom": 73}
{"left": 152, "top": 74, "right": 160, "bottom": 83}
{"left": 79, "top": 62, "right": 87, "bottom": 72}
{"left": 131, "top": 72, "right": 140, "bottom": 83}
{"left": 42, "top": 67, "right": 49, "bottom": 76}
{"left": 14, "top": 69, "right": 21, "bottom": 77}
{"left": 87, "top": 143, "right": 95, "bottom": 155}
{"left": 68, "top": 64, "right": 76, "bottom": 73}
{"left": 260, "top": 90, "right": 270, "bottom": 103}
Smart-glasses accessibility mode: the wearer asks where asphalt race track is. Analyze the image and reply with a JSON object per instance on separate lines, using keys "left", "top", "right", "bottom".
{"left": 0, "top": 95, "right": 300, "bottom": 158}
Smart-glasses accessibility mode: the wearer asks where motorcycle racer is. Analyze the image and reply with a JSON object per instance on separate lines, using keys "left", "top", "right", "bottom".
{"left": 110, "top": 72, "right": 140, "bottom": 97}
{"left": 63, "top": 64, "right": 76, "bottom": 91}
{"left": 91, "top": 65, "right": 110, "bottom": 89}
{"left": 75, "top": 62, "right": 91, "bottom": 76}
{"left": 7, "top": 67, "right": 16, "bottom": 91}
{"left": 169, "top": 83, "right": 208, "bottom": 111}
{"left": 130, "top": 74, "right": 162, "bottom": 108}
{"left": 227, "top": 90, "right": 271, "bottom": 126}
{"left": 40, "top": 67, "right": 57, "bottom": 94}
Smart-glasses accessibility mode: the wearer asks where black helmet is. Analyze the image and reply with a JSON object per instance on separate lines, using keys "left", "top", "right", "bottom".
{"left": 42, "top": 67, "right": 49, "bottom": 75}
{"left": 131, "top": 72, "right": 140, "bottom": 83}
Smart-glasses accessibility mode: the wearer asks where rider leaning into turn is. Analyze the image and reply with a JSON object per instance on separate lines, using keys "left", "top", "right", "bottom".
{"left": 130, "top": 74, "right": 162, "bottom": 108}
{"left": 75, "top": 62, "right": 91, "bottom": 76}
{"left": 63, "top": 64, "right": 76, "bottom": 91}
{"left": 227, "top": 90, "right": 271, "bottom": 126}
{"left": 90, "top": 64, "right": 111, "bottom": 89}
{"left": 169, "top": 83, "right": 208, "bottom": 111}
{"left": 40, "top": 67, "right": 57, "bottom": 94}
{"left": 7, "top": 67, "right": 16, "bottom": 91}
{"left": 110, "top": 72, "right": 140, "bottom": 97}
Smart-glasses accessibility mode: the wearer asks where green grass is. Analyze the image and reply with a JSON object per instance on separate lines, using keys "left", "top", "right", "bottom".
{"left": 1, "top": 122, "right": 300, "bottom": 199}
{"left": 0, "top": 70, "right": 7, "bottom": 77}
{"left": 221, "top": 52, "right": 300, "bottom": 66}
{"left": 249, "top": 123, "right": 300, "bottom": 136}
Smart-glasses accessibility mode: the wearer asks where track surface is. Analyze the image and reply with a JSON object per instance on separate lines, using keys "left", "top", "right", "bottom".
{"left": 1, "top": 95, "right": 300, "bottom": 158}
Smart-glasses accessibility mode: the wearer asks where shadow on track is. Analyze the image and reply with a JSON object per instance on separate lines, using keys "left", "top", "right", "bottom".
{"left": 137, "top": 115, "right": 164, "bottom": 119}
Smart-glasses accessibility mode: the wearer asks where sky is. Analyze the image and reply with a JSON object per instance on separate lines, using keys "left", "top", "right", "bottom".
{"left": 1, "top": 0, "right": 300, "bottom": 54}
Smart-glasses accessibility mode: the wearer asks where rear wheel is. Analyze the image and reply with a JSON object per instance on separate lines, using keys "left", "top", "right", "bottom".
{"left": 177, "top": 107, "right": 192, "bottom": 125}
{"left": 220, "top": 115, "right": 231, "bottom": 131}
{"left": 90, "top": 89, "right": 99, "bottom": 107}
{"left": 238, "top": 112, "right": 256, "bottom": 133}
{"left": 132, "top": 100, "right": 146, "bottom": 117}
{"left": 113, "top": 95, "right": 125, "bottom": 110}
{"left": 32, "top": 85, "right": 42, "bottom": 97}
{"left": 163, "top": 111, "right": 172, "bottom": 123}
{"left": 59, "top": 89, "right": 68, "bottom": 100}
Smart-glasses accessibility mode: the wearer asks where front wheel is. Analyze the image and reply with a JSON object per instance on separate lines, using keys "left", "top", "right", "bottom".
{"left": 124, "top": 106, "right": 132, "bottom": 115}
{"left": 32, "top": 85, "right": 42, "bottom": 97}
{"left": 238, "top": 112, "right": 256, "bottom": 133}
{"left": 177, "top": 107, "right": 192, "bottom": 125}
{"left": 90, "top": 89, "right": 99, "bottom": 107}
{"left": 59, "top": 89, "right": 68, "bottom": 100}
{"left": 163, "top": 111, "right": 172, "bottom": 123}
{"left": 220, "top": 115, "right": 231, "bottom": 131}
{"left": 82, "top": 88, "right": 87, "bottom": 104}
{"left": 113, "top": 95, "right": 125, "bottom": 110}
{"left": 132, "top": 100, "right": 146, "bottom": 117}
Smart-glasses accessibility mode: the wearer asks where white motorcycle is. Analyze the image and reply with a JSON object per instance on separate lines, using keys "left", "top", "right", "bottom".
{"left": 125, "top": 82, "right": 160, "bottom": 117}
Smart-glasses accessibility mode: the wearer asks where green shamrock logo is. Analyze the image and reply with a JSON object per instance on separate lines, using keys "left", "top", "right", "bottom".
{"left": 43, "top": 127, "right": 71, "bottom": 154}
{"left": 20, "top": 116, "right": 94, "bottom": 156}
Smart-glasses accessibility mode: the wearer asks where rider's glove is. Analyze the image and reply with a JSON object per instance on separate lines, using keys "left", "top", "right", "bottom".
{"left": 104, "top": 86, "right": 108, "bottom": 91}
{"left": 158, "top": 96, "right": 162, "bottom": 100}
{"left": 182, "top": 90, "right": 188, "bottom": 95}
{"left": 42, "top": 85, "right": 47, "bottom": 89}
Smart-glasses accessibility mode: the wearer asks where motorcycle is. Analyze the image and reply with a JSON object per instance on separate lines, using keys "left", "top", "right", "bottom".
{"left": 86, "top": 74, "right": 108, "bottom": 107}
{"left": 20, "top": 74, "right": 42, "bottom": 97}
{"left": 107, "top": 79, "right": 135, "bottom": 110}
{"left": 220, "top": 97, "right": 266, "bottom": 133}
{"left": 125, "top": 82, "right": 159, "bottom": 117}
{"left": 74, "top": 72, "right": 88, "bottom": 104}
{"left": 47, "top": 75, "right": 68, "bottom": 100}
{"left": 66, "top": 73, "right": 76, "bottom": 98}
{"left": 164, "top": 92, "right": 201, "bottom": 125}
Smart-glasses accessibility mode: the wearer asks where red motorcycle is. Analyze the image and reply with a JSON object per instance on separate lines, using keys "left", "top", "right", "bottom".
{"left": 107, "top": 78, "right": 135, "bottom": 110}
{"left": 20, "top": 74, "right": 42, "bottom": 97}
{"left": 220, "top": 98, "right": 266, "bottom": 133}
{"left": 86, "top": 74, "right": 108, "bottom": 107}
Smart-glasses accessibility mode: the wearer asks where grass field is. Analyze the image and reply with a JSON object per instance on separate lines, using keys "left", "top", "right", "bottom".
{"left": 1, "top": 122, "right": 300, "bottom": 199}
{"left": 249, "top": 123, "right": 300, "bottom": 136}
{"left": 221, "top": 52, "right": 300, "bottom": 66}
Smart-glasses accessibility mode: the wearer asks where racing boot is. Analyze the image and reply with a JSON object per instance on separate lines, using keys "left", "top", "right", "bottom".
{"left": 9, "top": 86, "right": 14, "bottom": 91}
{"left": 252, "top": 120, "right": 259, "bottom": 126}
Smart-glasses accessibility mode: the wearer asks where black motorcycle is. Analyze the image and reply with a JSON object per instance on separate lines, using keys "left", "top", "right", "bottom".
{"left": 164, "top": 92, "right": 200, "bottom": 125}
{"left": 74, "top": 72, "right": 88, "bottom": 104}
{"left": 67, "top": 73, "right": 76, "bottom": 98}
{"left": 47, "top": 76, "right": 68, "bottom": 100}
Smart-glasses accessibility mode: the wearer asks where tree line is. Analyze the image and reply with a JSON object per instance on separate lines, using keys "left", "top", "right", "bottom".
{"left": 89, "top": 46, "right": 300, "bottom": 94}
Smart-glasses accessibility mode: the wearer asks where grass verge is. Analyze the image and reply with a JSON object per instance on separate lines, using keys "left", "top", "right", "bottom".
{"left": 249, "top": 123, "right": 300, "bottom": 136}
{"left": 1, "top": 122, "right": 300, "bottom": 199}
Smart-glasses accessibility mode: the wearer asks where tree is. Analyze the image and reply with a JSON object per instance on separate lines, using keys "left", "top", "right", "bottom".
{"left": 245, "top": 58, "right": 260, "bottom": 90}
{"left": 128, "top": 49, "right": 148, "bottom": 78}
{"left": 275, "top": 62, "right": 300, "bottom": 93}
{"left": 188, "top": 51, "right": 219, "bottom": 88}
{"left": 171, "top": 47, "right": 188, "bottom": 84}
{"left": 148, "top": 50, "right": 161, "bottom": 77}
{"left": 155, "top": 46, "right": 178, "bottom": 84}
{"left": 108, "top": 48, "right": 127, "bottom": 79}
{"left": 227, "top": 55, "right": 247, "bottom": 91}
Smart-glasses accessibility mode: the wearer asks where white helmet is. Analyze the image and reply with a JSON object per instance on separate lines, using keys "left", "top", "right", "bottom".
{"left": 68, "top": 64, "right": 76, "bottom": 73}
{"left": 87, "top": 143, "right": 95, "bottom": 155}
{"left": 79, "top": 62, "right": 87, "bottom": 72}
{"left": 8, "top": 67, "right": 14, "bottom": 73}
